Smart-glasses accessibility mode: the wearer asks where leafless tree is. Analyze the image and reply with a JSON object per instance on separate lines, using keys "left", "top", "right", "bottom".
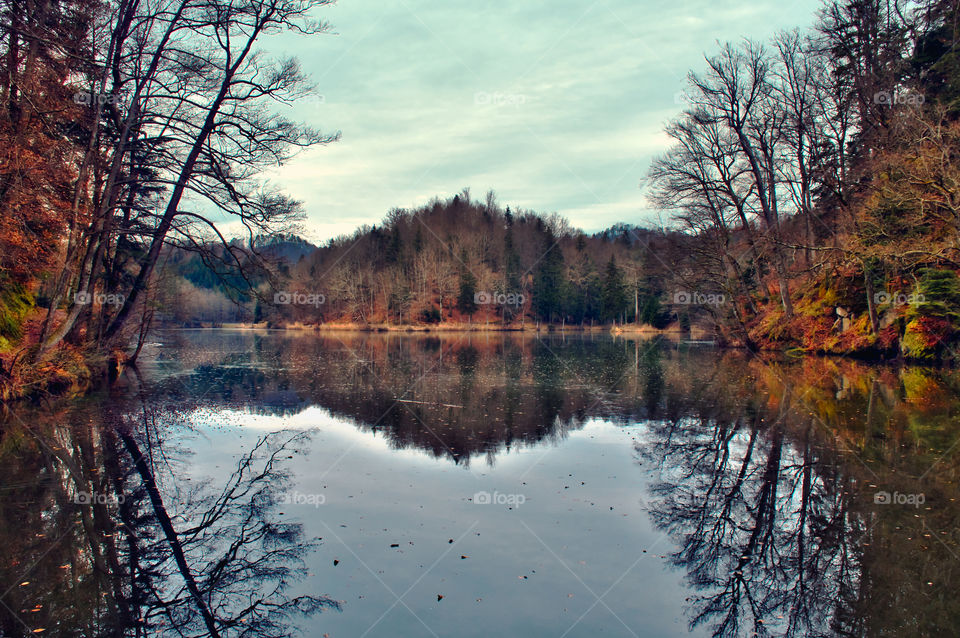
{"left": 687, "top": 41, "right": 796, "bottom": 317}
{"left": 37, "top": 0, "right": 339, "bottom": 357}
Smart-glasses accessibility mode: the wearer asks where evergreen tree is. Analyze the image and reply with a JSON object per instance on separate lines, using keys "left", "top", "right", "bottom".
{"left": 583, "top": 269, "right": 602, "bottom": 322}
{"left": 413, "top": 226, "right": 423, "bottom": 253}
{"left": 533, "top": 233, "right": 567, "bottom": 322}
{"left": 600, "top": 256, "right": 628, "bottom": 323}
{"left": 386, "top": 225, "right": 402, "bottom": 264}
{"left": 504, "top": 228, "right": 521, "bottom": 290}
{"left": 502, "top": 228, "right": 522, "bottom": 322}
{"left": 639, "top": 295, "right": 668, "bottom": 328}
{"left": 457, "top": 270, "right": 478, "bottom": 319}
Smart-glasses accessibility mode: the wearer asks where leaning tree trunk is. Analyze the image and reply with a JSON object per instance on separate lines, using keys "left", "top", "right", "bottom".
{"left": 864, "top": 266, "right": 880, "bottom": 335}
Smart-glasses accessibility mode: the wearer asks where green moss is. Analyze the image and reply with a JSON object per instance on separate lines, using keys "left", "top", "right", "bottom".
{"left": 901, "top": 319, "right": 938, "bottom": 360}
{"left": 909, "top": 269, "right": 960, "bottom": 323}
{"left": 0, "top": 278, "right": 35, "bottom": 348}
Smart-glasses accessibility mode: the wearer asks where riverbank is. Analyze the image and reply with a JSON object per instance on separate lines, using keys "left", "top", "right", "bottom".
{"left": 0, "top": 342, "right": 94, "bottom": 402}
{"left": 2, "top": 308, "right": 946, "bottom": 404}
{"left": 1, "top": 318, "right": 702, "bottom": 401}
{"left": 188, "top": 320, "right": 696, "bottom": 334}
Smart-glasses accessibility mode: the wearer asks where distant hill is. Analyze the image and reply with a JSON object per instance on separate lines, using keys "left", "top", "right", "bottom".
{"left": 155, "top": 191, "right": 685, "bottom": 329}
{"left": 273, "top": 191, "right": 679, "bottom": 328}
{"left": 253, "top": 234, "right": 317, "bottom": 264}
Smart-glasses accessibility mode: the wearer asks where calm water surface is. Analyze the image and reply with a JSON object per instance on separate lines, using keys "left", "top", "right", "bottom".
{"left": 1, "top": 330, "right": 959, "bottom": 637}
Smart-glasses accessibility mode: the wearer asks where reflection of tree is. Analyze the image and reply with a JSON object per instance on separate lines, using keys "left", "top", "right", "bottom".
{"left": 638, "top": 355, "right": 960, "bottom": 637}
{"left": 146, "top": 333, "right": 642, "bottom": 465}
{"left": 641, "top": 388, "right": 862, "bottom": 636}
{"left": 0, "top": 390, "right": 339, "bottom": 637}
{"left": 8, "top": 332, "right": 960, "bottom": 635}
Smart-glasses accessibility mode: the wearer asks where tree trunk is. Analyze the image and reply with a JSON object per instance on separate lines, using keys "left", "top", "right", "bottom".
{"left": 118, "top": 428, "right": 222, "bottom": 637}
{"left": 864, "top": 270, "right": 880, "bottom": 335}
{"left": 103, "top": 24, "right": 264, "bottom": 343}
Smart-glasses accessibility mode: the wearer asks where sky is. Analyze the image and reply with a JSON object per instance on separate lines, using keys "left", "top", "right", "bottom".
{"left": 263, "top": 0, "right": 824, "bottom": 244}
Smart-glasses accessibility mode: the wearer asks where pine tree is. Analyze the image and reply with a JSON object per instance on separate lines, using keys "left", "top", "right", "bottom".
{"left": 533, "top": 233, "right": 567, "bottom": 322}
{"left": 600, "top": 256, "right": 628, "bottom": 323}
{"left": 386, "top": 225, "right": 402, "bottom": 264}
{"left": 457, "top": 270, "right": 478, "bottom": 320}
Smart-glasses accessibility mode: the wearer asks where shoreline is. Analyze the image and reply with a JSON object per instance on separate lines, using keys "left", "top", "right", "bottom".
{"left": 155, "top": 322, "right": 923, "bottom": 365}
{"left": 165, "top": 321, "right": 698, "bottom": 336}
{"left": 0, "top": 322, "right": 941, "bottom": 404}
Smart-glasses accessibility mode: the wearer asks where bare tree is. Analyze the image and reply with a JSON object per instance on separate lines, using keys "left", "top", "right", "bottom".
{"left": 688, "top": 41, "right": 796, "bottom": 317}
{"left": 649, "top": 102, "right": 759, "bottom": 340}
{"left": 37, "top": 0, "right": 339, "bottom": 356}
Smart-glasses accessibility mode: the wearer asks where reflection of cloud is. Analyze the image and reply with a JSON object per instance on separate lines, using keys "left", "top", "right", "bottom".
{"left": 187, "top": 405, "right": 443, "bottom": 463}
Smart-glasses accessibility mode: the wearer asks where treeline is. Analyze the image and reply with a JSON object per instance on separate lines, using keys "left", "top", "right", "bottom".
{"left": 155, "top": 196, "right": 684, "bottom": 328}
{"left": 256, "top": 192, "right": 678, "bottom": 327}
{"left": 258, "top": 0, "right": 960, "bottom": 359}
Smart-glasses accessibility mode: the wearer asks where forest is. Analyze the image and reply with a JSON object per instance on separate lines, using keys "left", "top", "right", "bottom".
{"left": 160, "top": 199, "right": 679, "bottom": 330}
{"left": 2, "top": 0, "right": 960, "bottom": 399}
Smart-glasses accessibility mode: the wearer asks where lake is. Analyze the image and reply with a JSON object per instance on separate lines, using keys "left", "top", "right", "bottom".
{"left": 1, "top": 330, "right": 958, "bottom": 637}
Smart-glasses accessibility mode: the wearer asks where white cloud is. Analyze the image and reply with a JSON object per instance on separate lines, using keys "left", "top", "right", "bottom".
{"left": 261, "top": 0, "right": 823, "bottom": 242}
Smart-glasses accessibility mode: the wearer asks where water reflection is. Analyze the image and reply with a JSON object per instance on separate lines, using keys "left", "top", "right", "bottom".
{"left": 1, "top": 331, "right": 959, "bottom": 636}
{"left": 146, "top": 333, "right": 626, "bottom": 465}
{"left": 639, "top": 357, "right": 960, "bottom": 637}
{"left": 0, "top": 386, "right": 339, "bottom": 637}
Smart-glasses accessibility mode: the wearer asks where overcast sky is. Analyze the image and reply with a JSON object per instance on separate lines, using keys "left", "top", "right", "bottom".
{"left": 263, "top": 0, "right": 823, "bottom": 244}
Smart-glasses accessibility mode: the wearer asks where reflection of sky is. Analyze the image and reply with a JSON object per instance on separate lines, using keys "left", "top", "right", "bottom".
{"left": 187, "top": 405, "right": 443, "bottom": 463}
{"left": 246, "top": 0, "right": 822, "bottom": 242}
{"left": 172, "top": 413, "right": 705, "bottom": 637}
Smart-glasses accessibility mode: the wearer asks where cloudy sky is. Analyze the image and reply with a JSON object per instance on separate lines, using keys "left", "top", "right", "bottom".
{"left": 264, "top": 0, "right": 823, "bottom": 243}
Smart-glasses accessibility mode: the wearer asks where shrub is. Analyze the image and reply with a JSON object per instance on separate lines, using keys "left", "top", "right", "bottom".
{"left": 420, "top": 306, "right": 442, "bottom": 324}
